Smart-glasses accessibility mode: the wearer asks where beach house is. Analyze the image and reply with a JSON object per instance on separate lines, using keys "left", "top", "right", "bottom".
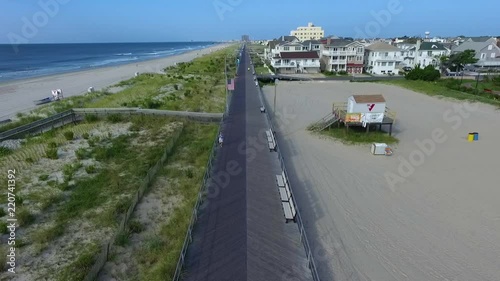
{"left": 364, "top": 41, "right": 402, "bottom": 75}
{"left": 320, "top": 38, "right": 365, "bottom": 73}
{"left": 400, "top": 40, "right": 450, "bottom": 69}
{"left": 452, "top": 37, "right": 500, "bottom": 69}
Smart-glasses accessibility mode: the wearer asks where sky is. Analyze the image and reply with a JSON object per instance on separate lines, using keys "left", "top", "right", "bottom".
{"left": 0, "top": 0, "right": 498, "bottom": 44}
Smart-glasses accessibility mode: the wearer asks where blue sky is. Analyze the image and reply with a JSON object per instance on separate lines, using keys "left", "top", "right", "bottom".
{"left": 1, "top": 0, "right": 498, "bottom": 43}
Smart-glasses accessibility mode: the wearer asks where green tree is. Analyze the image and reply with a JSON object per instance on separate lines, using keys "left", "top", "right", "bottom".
{"left": 447, "top": 49, "right": 479, "bottom": 72}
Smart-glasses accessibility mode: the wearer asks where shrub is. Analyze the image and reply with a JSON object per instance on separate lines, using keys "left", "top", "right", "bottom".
{"left": 405, "top": 65, "right": 440, "bottom": 81}
{"left": 17, "top": 208, "right": 35, "bottom": 226}
{"left": 0, "top": 222, "right": 7, "bottom": 234}
{"left": 45, "top": 147, "right": 58, "bottom": 159}
{"left": 25, "top": 157, "right": 34, "bottom": 163}
{"left": 75, "top": 148, "right": 89, "bottom": 160}
{"left": 82, "top": 132, "right": 90, "bottom": 139}
{"left": 173, "top": 84, "right": 179, "bottom": 90}
{"left": 107, "top": 114, "right": 123, "bottom": 123}
{"left": 0, "top": 208, "right": 6, "bottom": 217}
{"left": 63, "top": 131, "right": 74, "bottom": 140}
{"left": 338, "top": 70, "right": 348, "bottom": 75}
{"left": 85, "top": 165, "right": 97, "bottom": 174}
{"left": 85, "top": 114, "right": 99, "bottom": 123}
{"left": 0, "top": 147, "right": 13, "bottom": 157}
{"left": 48, "top": 142, "right": 57, "bottom": 148}
{"left": 39, "top": 174, "right": 49, "bottom": 181}
{"left": 129, "top": 220, "right": 145, "bottom": 233}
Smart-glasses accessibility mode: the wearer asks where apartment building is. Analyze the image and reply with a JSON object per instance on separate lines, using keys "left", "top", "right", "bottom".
{"left": 290, "top": 22, "right": 325, "bottom": 41}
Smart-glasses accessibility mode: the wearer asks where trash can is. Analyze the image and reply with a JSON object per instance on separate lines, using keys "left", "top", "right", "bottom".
{"left": 473, "top": 132, "right": 479, "bottom": 141}
{"left": 467, "top": 133, "right": 474, "bottom": 142}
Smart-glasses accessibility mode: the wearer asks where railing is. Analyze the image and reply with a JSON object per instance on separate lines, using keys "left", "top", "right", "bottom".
{"left": 329, "top": 59, "right": 347, "bottom": 64}
{"left": 0, "top": 108, "right": 223, "bottom": 142}
{"left": 323, "top": 50, "right": 357, "bottom": 56}
{"left": 273, "top": 63, "right": 320, "bottom": 68}
{"left": 0, "top": 110, "right": 77, "bottom": 141}
{"left": 256, "top": 74, "right": 321, "bottom": 281}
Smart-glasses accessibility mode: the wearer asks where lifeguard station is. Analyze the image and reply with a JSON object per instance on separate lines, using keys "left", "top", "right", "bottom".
{"left": 309, "top": 94, "right": 396, "bottom": 135}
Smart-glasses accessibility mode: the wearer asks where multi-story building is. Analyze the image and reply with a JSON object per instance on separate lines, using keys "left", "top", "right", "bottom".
{"left": 270, "top": 51, "right": 320, "bottom": 74}
{"left": 290, "top": 22, "right": 325, "bottom": 41}
{"left": 364, "top": 41, "right": 402, "bottom": 75}
{"left": 452, "top": 38, "right": 500, "bottom": 69}
{"left": 320, "top": 39, "right": 365, "bottom": 73}
{"left": 400, "top": 41, "right": 449, "bottom": 69}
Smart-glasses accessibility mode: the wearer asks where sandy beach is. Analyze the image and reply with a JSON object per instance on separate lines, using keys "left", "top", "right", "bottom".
{"left": 263, "top": 81, "right": 500, "bottom": 281}
{"left": 0, "top": 43, "right": 232, "bottom": 120}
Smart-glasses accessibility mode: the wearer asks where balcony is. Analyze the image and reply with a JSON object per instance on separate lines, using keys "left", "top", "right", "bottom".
{"left": 329, "top": 59, "right": 347, "bottom": 65}
{"left": 272, "top": 62, "right": 320, "bottom": 68}
{"left": 323, "top": 50, "right": 358, "bottom": 56}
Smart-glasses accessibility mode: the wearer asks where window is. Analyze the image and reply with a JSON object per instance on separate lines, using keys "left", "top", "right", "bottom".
{"left": 427, "top": 51, "right": 432, "bottom": 56}
{"left": 357, "top": 47, "right": 363, "bottom": 53}
{"left": 295, "top": 47, "right": 301, "bottom": 50}
{"left": 388, "top": 62, "right": 393, "bottom": 66}
{"left": 491, "top": 53, "right": 496, "bottom": 58}
{"left": 381, "top": 62, "right": 387, "bottom": 66}
{"left": 371, "top": 61, "right": 374, "bottom": 66}
{"left": 488, "top": 45, "right": 493, "bottom": 50}
{"left": 481, "top": 53, "right": 486, "bottom": 59}
{"left": 384, "top": 52, "right": 389, "bottom": 56}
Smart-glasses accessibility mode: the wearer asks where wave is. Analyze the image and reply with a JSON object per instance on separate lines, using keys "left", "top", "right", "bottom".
{"left": 114, "top": 53, "right": 133, "bottom": 56}
{"left": 89, "top": 56, "right": 139, "bottom": 67}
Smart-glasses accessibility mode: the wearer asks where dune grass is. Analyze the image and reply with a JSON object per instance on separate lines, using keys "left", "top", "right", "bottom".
{"left": 136, "top": 122, "right": 217, "bottom": 281}
{"left": 319, "top": 123, "right": 399, "bottom": 145}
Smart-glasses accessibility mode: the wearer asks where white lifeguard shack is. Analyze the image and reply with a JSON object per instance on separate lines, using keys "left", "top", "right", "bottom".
{"left": 347, "top": 94, "right": 386, "bottom": 125}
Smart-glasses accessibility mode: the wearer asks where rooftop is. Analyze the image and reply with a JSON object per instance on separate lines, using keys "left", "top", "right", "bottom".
{"left": 279, "top": 51, "right": 319, "bottom": 59}
{"left": 352, "top": 94, "right": 386, "bottom": 103}
{"left": 365, "top": 41, "right": 400, "bottom": 51}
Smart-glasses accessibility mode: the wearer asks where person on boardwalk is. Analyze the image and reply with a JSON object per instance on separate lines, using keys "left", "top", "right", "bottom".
{"left": 218, "top": 133, "right": 224, "bottom": 147}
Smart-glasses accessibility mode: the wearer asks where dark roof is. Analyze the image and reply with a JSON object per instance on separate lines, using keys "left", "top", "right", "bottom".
{"left": 325, "top": 39, "right": 353, "bottom": 47}
{"left": 352, "top": 94, "right": 386, "bottom": 103}
{"left": 182, "top": 49, "right": 314, "bottom": 281}
{"left": 301, "top": 39, "right": 320, "bottom": 45}
{"left": 417, "top": 42, "right": 447, "bottom": 51}
{"left": 268, "top": 40, "right": 280, "bottom": 49}
{"left": 279, "top": 51, "right": 319, "bottom": 59}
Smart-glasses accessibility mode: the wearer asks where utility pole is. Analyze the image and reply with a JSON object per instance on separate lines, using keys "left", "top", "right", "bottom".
{"left": 273, "top": 79, "right": 279, "bottom": 120}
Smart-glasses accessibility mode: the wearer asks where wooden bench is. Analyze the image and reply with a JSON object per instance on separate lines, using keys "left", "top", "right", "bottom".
{"left": 278, "top": 187, "right": 288, "bottom": 201}
{"left": 266, "top": 130, "right": 276, "bottom": 151}
{"left": 276, "top": 174, "right": 285, "bottom": 187}
{"left": 281, "top": 201, "right": 296, "bottom": 223}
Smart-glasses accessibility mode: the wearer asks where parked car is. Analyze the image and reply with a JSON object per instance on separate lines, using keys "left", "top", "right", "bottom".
{"left": 402, "top": 66, "right": 412, "bottom": 72}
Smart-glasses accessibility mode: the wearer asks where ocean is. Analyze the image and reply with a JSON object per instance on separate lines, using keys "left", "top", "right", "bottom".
{"left": 0, "top": 42, "right": 217, "bottom": 83}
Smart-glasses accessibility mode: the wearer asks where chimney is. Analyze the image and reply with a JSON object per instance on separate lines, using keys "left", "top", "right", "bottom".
{"left": 416, "top": 39, "right": 421, "bottom": 51}
{"left": 327, "top": 37, "right": 331, "bottom": 45}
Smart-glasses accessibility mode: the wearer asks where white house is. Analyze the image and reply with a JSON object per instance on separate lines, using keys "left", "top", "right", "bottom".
{"left": 270, "top": 51, "right": 320, "bottom": 74}
{"left": 364, "top": 41, "right": 402, "bottom": 75}
{"left": 400, "top": 41, "right": 450, "bottom": 69}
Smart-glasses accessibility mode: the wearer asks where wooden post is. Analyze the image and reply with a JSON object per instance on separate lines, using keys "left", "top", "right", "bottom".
{"left": 389, "top": 124, "right": 393, "bottom": 136}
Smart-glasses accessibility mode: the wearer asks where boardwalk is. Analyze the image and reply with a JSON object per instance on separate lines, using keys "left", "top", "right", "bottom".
{"left": 181, "top": 46, "right": 314, "bottom": 281}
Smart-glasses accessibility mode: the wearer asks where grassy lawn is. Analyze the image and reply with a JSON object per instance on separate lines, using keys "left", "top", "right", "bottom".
{"left": 378, "top": 79, "right": 500, "bottom": 107}
{"left": 255, "top": 66, "right": 269, "bottom": 75}
{"left": 318, "top": 123, "right": 399, "bottom": 145}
